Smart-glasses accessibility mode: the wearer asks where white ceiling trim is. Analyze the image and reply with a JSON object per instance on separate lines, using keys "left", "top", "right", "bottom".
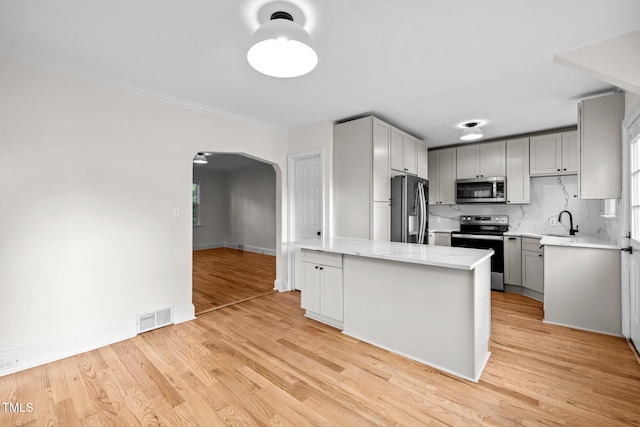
{"left": 0, "top": 43, "right": 285, "bottom": 132}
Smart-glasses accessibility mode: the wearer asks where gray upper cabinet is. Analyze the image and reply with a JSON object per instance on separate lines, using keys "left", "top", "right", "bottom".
{"left": 579, "top": 92, "right": 624, "bottom": 199}
{"left": 390, "top": 127, "right": 419, "bottom": 176}
{"left": 456, "top": 141, "right": 505, "bottom": 179}
{"left": 417, "top": 140, "right": 428, "bottom": 180}
{"left": 506, "top": 138, "right": 530, "bottom": 204}
{"left": 429, "top": 147, "right": 457, "bottom": 205}
{"left": 530, "top": 131, "right": 578, "bottom": 176}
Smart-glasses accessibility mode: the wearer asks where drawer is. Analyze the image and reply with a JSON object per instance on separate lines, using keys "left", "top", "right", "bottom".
{"left": 522, "top": 237, "right": 543, "bottom": 253}
{"left": 301, "top": 249, "right": 343, "bottom": 268}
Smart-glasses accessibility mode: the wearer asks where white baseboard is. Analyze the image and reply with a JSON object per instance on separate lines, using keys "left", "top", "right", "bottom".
{"left": 273, "top": 278, "right": 288, "bottom": 292}
{"left": 228, "top": 243, "right": 276, "bottom": 256}
{"left": 542, "top": 319, "right": 623, "bottom": 337}
{"left": 193, "top": 242, "right": 276, "bottom": 257}
{"left": 192, "top": 243, "right": 225, "bottom": 251}
{"left": 0, "top": 304, "right": 197, "bottom": 377}
{"left": 173, "top": 303, "right": 196, "bottom": 324}
{"left": 0, "top": 320, "right": 137, "bottom": 377}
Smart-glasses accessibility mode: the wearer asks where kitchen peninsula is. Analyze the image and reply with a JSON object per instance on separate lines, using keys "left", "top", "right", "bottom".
{"left": 291, "top": 237, "right": 494, "bottom": 382}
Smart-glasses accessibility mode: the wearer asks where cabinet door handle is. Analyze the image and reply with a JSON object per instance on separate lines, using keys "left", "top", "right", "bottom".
{"left": 508, "top": 237, "right": 517, "bottom": 240}
{"left": 538, "top": 254, "right": 543, "bottom": 257}
{"left": 315, "top": 266, "right": 319, "bottom": 269}
{"left": 319, "top": 267, "right": 324, "bottom": 270}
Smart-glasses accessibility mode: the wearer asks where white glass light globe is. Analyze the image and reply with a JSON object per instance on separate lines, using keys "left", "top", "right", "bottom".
{"left": 247, "top": 18, "right": 318, "bottom": 78}
{"left": 460, "top": 126, "right": 484, "bottom": 141}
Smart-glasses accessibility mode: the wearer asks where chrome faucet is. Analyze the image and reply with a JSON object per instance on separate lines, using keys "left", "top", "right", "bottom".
{"left": 558, "top": 210, "right": 579, "bottom": 236}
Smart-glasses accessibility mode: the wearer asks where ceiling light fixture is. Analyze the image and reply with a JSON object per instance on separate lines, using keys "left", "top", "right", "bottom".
{"left": 460, "top": 122, "right": 484, "bottom": 141}
{"left": 193, "top": 153, "right": 208, "bottom": 164}
{"left": 247, "top": 10, "right": 318, "bottom": 78}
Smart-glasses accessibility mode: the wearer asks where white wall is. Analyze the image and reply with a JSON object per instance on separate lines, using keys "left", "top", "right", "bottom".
{"left": 626, "top": 91, "right": 640, "bottom": 113}
{"left": 192, "top": 168, "right": 227, "bottom": 249}
{"left": 0, "top": 57, "right": 289, "bottom": 374}
{"left": 193, "top": 165, "right": 276, "bottom": 253}
{"left": 226, "top": 165, "right": 277, "bottom": 253}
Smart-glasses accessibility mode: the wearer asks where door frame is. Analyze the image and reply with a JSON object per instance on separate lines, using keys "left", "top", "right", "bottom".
{"left": 621, "top": 98, "right": 640, "bottom": 339}
{"left": 287, "top": 150, "right": 325, "bottom": 291}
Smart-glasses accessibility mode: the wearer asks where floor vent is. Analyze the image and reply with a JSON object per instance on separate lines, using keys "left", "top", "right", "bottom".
{"left": 137, "top": 307, "right": 173, "bottom": 334}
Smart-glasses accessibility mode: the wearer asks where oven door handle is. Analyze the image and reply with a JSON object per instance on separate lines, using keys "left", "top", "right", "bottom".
{"left": 452, "top": 233, "right": 504, "bottom": 241}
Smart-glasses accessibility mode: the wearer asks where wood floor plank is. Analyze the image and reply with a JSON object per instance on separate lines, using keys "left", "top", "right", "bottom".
{"left": 2, "top": 290, "right": 640, "bottom": 426}
{"left": 192, "top": 247, "right": 276, "bottom": 314}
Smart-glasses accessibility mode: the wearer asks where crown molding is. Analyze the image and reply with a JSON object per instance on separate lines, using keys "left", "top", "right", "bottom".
{"left": 0, "top": 43, "right": 284, "bottom": 132}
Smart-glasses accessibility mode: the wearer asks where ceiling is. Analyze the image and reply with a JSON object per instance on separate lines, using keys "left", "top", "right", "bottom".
{"left": 1, "top": 0, "right": 639, "bottom": 148}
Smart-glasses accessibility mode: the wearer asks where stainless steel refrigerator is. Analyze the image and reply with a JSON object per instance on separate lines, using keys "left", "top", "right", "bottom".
{"left": 391, "top": 175, "right": 429, "bottom": 244}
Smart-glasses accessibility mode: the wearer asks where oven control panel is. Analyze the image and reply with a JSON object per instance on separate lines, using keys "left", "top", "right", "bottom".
{"left": 459, "top": 215, "right": 509, "bottom": 226}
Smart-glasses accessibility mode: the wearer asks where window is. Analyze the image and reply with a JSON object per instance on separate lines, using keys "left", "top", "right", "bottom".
{"left": 192, "top": 182, "right": 201, "bottom": 226}
{"left": 631, "top": 131, "right": 640, "bottom": 241}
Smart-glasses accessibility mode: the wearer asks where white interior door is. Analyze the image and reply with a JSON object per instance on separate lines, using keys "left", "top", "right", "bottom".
{"left": 289, "top": 153, "right": 323, "bottom": 291}
{"left": 294, "top": 155, "right": 322, "bottom": 240}
{"left": 626, "top": 112, "right": 640, "bottom": 349}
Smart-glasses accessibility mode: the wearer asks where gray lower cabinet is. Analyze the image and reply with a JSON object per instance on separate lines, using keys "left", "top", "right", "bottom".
{"left": 433, "top": 232, "right": 451, "bottom": 246}
{"left": 503, "top": 236, "right": 522, "bottom": 286}
{"left": 504, "top": 236, "right": 543, "bottom": 301}
{"left": 300, "top": 249, "right": 344, "bottom": 329}
{"left": 521, "top": 237, "right": 544, "bottom": 299}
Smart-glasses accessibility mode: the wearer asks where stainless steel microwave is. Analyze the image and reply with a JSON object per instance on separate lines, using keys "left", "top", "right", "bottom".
{"left": 455, "top": 177, "right": 506, "bottom": 204}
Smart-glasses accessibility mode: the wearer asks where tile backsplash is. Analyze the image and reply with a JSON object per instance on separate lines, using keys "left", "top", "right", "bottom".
{"left": 429, "top": 175, "right": 620, "bottom": 244}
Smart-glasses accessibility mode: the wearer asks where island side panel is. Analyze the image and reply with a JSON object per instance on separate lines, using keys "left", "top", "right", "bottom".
{"left": 473, "top": 258, "right": 491, "bottom": 375}
{"left": 342, "top": 255, "right": 484, "bottom": 381}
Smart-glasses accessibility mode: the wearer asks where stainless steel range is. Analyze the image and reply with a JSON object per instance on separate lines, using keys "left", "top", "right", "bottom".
{"left": 450, "top": 215, "right": 509, "bottom": 291}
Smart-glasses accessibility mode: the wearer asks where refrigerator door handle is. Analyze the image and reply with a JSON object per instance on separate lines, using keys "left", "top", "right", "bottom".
{"left": 421, "top": 183, "right": 427, "bottom": 243}
{"left": 402, "top": 177, "right": 408, "bottom": 242}
{"left": 417, "top": 183, "right": 423, "bottom": 243}
{"left": 422, "top": 184, "right": 427, "bottom": 243}
{"left": 417, "top": 182, "right": 426, "bottom": 244}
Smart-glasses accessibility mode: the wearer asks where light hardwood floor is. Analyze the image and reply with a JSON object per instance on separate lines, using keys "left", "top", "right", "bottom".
{"left": 192, "top": 248, "right": 276, "bottom": 315}
{"left": 1, "top": 291, "right": 640, "bottom": 426}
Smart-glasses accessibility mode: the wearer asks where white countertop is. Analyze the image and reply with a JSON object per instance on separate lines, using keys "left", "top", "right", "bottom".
{"left": 539, "top": 235, "right": 620, "bottom": 250}
{"left": 504, "top": 231, "right": 619, "bottom": 250}
{"left": 290, "top": 237, "right": 493, "bottom": 270}
{"left": 504, "top": 231, "right": 544, "bottom": 239}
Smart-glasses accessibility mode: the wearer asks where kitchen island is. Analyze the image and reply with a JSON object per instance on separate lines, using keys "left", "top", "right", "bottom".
{"left": 291, "top": 237, "right": 494, "bottom": 382}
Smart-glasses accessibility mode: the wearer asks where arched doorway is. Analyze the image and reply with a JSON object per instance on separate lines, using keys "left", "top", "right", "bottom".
{"left": 192, "top": 152, "right": 277, "bottom": 315}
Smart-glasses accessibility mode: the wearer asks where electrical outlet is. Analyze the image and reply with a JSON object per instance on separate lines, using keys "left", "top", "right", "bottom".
{"left": 436, "top": 216, "right": 441, "bottom": 223}
{"left": 549, "top": 217, "right": 557, "bottom": 226}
